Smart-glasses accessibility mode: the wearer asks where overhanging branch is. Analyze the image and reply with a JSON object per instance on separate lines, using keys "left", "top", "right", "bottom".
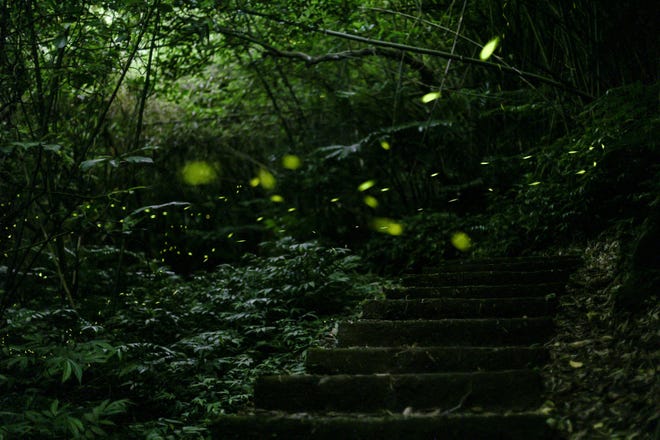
{"left": 233, "top": 8, "right": 594, "bottom": 99}
{"left": 318, "top": 28, "right": 593, "bottom": 99}
{"left": 261, "top": 46, "right": 435, "bottom": 86}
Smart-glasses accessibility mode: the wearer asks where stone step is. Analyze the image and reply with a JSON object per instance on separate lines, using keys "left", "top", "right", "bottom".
{"left": 404, "top": 269, "right": 571, "bottom": 287}
{"left": 209, "top": 254, "right": 579, "bottom": 438}
{"left": 306, "top": 346, "right": 549, "bottom": 374}
{"left": 211, "top": 412, "right": 555, "bottom": 439}
{"left": 425, "top": 255, "right": 582, "bottom": 273}
{"left": 254, "top": 370, "right": 542, "bottom": 412}
{"left": 387, "top": 283, "right": 565, "bottom": 299}
{"left": 362, "top": 297, "right": 556, "bottom": 320}
{"left": 337, "top": 318, "right": 554, "bottom": 347}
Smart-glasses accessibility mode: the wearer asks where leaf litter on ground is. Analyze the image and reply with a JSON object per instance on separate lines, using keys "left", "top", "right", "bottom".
{"left": 542, "top": 238, "right": 659, "bottom": 439}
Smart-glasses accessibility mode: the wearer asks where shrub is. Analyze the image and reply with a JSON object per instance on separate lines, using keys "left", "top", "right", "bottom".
{"left": 1, "top": 238, "right": 381, "bottom": 438}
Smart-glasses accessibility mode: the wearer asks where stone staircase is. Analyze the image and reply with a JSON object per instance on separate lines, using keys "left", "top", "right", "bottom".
{"left": 210, "top": 255, "right": 581, "bottom": 439}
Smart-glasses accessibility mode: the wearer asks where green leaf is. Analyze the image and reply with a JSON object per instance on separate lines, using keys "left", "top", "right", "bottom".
{"left": 122, "top": 202, "right": 190, "bottom": 233}
{"left": 7, "top": 142, "right": 61, "bottom": 154}
{"left": 11, "top": 141, "right": 41, "bottom": 150}
{"left": 60, "top": 359, "right": 83, "bottom": 384}
{"left": 72, "top": 360, "right": 83, "bottom": 384}
{"left": 103, "top": 399, "right": 129, "bottom": 415}
{"left": 43, "top": 144, "right": 62, "bottom": 153}
{"left": 80, "top": 157, "right": 109, "bottom": 171}
{"left": 54, "top": 35, "right": 68, "bottom": 49}
{"left": 62, "top": 360, "right": 72, "bottom": 383}
{"left": 480, "top": 36, "right": 500, "bottom": 60}
{"left": 50, "top": 399, "right": 59, "bottom": 416}
{"left": 123, "top": 156, "right": 154, "bottom": 164}
{"left": 67, "top": 417, "right": 84, "bottom": 436}
{"left": 128, "top": 201, "right": 190, "bottom": 217}
{"left": 89, "top": 425, "right": 107, "bottom": 436}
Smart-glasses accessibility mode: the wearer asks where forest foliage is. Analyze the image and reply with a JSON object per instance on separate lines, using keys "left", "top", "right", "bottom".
{"left": 0, "top": 0, "right": 657, "bottom": 438}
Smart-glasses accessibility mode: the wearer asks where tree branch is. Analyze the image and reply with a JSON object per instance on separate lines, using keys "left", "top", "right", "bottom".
{"left": 262, "top": 46, "right": 435, "bottom": 86}
{"left": 234, "top": 9, "right": 594, "bottom": 99}
{"left": 319, "top": 27, "right": 593, "bottom": 99}
{"left": 215, "top": 24, "right": 436, "bottom": 87}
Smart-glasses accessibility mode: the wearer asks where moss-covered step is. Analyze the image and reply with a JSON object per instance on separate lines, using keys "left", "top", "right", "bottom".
{"left": 337, "top": 318, "right": 554, "bottom": 347}
{"left": 386, "top": 283, "right": 565, "bottom": 299}
{"left": 254, "top": 370, "right": 542, "bottom": 412}
{"left": 306, "top": 346, "right": 549, "bottom": 374}
{"left": 362, "top": 297, "right": 556, "bottom": 320}
{"left": 210, "top": 412, "right": 556, "bottom": 440}
{"left": 426, "top": 255, "right": 582, "bottom": 273}
{"left": 404, "top": 269, "right": 572, "bottom": 287}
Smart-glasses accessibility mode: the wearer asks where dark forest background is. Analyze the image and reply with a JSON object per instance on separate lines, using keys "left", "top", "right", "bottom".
{"left": 0, "top": 1, "right": 657, "bottom": 438}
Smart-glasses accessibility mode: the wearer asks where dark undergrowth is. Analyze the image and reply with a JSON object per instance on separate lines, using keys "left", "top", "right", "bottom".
{"left": 0, "top": 238, "right": 383, "bottom": 439}
{"left": 543, "top": 235, "right": 659, "bottom": 439}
